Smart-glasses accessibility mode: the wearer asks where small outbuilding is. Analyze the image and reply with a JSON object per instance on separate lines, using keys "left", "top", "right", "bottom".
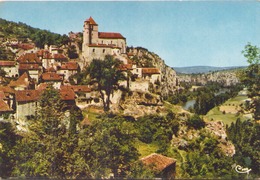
{"left": 140, "top": 153, "right": 176, "bottom": 179}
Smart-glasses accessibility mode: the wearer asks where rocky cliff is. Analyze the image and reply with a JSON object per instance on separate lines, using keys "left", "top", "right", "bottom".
{"left": 172, "top": 120, "right": 235, "bottom": 157}
{"left": 127, "top": 47, "right": 178, "bottom": 97}
{"left": 177, "top": 70, "right": 240, "bottom": 86}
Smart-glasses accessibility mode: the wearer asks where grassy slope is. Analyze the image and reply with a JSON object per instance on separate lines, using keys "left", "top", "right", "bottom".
{"left": 205, "top": 95, "right": 249, "bottom": 126}
{"left": 135, "top": 140, "right": 159, "bottom": 158}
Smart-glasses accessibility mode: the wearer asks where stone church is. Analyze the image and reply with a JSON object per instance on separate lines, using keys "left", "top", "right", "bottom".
{"left": 82, "top": 17, "right": 127, "bottom": 63}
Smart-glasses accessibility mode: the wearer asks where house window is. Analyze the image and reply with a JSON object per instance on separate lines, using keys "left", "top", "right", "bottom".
{"left": 103, "top": 49, "right": 105, "bottom": 53}
{"left": 64, "top": 71, "right": 66, "bottom": 73}
{"left": 111, "top": 41, "right": 113, "bottom": 44}
{"left": 93, "top": 49, "right": 95, "bottom": 53}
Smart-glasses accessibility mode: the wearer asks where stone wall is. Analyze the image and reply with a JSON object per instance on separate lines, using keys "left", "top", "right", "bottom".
{"left": 16, "top": 101, "right": 37, "bottom": 120}
{"left": 129, "top": 79, "right": 149, "bottom": 92}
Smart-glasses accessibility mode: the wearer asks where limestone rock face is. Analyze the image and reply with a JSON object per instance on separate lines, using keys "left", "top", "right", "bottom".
{"left": 178, "top": 70, "right": 239, "bottom": 87}
{"left": 205, "top": 121, "right": 235, "bottom": 156}
{"left": 111, "top": 91, "right": 167, "bottom": 119}
{"left": 171, "top": 120, "right": 235, "bottom": 157}
{"left": 128, "top": 47, "right": 178, "bottom": 97}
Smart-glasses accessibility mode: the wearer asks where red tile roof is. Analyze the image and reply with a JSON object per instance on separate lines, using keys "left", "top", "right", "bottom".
{"left": 88, "top": 44, "right": 119, "bottom": 48}
{"left": 142, "top": 68, "right": 160, "bottom": 75}
{"left": 127, "top": 52, "right": 134, "bottom": 56}
{"left": 36, "top": 83, "right": 48, "bottom": 91}
{"left": 98, "top": 32, "right": 125, "bottom": 39}
{"left": 0, "top": 91, "right": 6, "bottom": 100}
{"left": 0, "top": 61, "right": 16, "bottom": 66}
{"left": 60, "top": 62, "right": 79, "bottom": 70}
{"left": 0, "top": 99, "right": 12, "bottom": 112}
{"left": 37, "top": 49, "right": 52, "bottom": 59}
{"left": 0, "top": 86, "right": 15, "bottom": 94}
{"left": 9, "top": 72, "right": 30, "bottom": 88}
{"left": 46, "top": 67, "right": 56, "bottom": 72}
{"left": 61, "top": 85, "right": 91, "bottom": 93}
{"left": 15, "top": 90, "right": 41, "bottom": 102}
{"left": 41, "top": 72, "right": 63, "bottom": 81}
{"left": 17, "top": 43, "right": 35, "bottom": 50}
{"left": 85, "top": 16, "right": 98, "bottom": 25}
{"left": 118, "top": 64, "right": 133, "bottom": 71}
{"left": 60, "top": 88, "right": 75, "bottom": 101}
{"left": 19, "top": 64, "right": 40, "bottom": 70}
{"left": 53, "top": 54, "right": 67, "bottom": 61}
{"left": 18, "top": 53, "right": 41, "bottom": 64}
{"left": 140, "top": 153, "right": 176, "bottom": 172}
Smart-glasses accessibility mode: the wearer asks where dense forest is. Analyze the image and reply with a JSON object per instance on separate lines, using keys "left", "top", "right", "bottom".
{"left": 0, "top": 18, "right": 69, "bottom": 48}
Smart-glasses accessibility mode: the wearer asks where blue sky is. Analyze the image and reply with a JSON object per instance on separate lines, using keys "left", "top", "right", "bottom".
{"left": 0, "top": 1, "right": 259, "bottom": 67}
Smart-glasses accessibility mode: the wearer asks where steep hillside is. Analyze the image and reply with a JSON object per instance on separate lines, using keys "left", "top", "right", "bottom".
{"left": 127, "top": 47, "right": 178, "bottom": 97}
{"left": 0, "top": 18, "right": 69, "bottom": 48}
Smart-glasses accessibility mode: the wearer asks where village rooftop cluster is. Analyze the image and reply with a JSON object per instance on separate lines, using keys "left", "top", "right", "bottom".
{"left": 0, "top": 17, "right": 162, "bottom": 124}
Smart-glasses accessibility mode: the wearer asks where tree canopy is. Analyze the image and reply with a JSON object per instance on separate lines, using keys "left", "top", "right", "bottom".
{"left": 239, "top": 43, "right": 260, "bottom": 120}
{"left": 87, "top": 55, "right": 126, "bottom": 111}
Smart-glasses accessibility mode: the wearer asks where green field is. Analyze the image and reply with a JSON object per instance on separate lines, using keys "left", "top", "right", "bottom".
{"left": 205, "top": 95, "right": 249, "bottom": 126}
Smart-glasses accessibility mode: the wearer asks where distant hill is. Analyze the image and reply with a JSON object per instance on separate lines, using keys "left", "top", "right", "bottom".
{"left": 173, "top": 66, "right": 246, "bottom": 74}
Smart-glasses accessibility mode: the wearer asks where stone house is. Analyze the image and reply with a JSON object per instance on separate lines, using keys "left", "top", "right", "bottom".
{"left": 57, "top": 62, "right": 80, "bottom": 81}
{"left": 37, "top": 49, "right": 53, "bottom": 69}
{"left": 19, "top": 64, "right": 41, "bottom": 83}
{"left": 17, "top": 52, "right": 42, "bottom": 82}
{"left": 140, "top": 153, "right": 176, "bottom": 179}
{"left": 60, "top": 85, "right": 98, "bottom": 108}
{"left": 0, "top": 99, "right": 13, "bottom": 118}
{"left": 0, "top": 61, "right": 18, "bottom": 78}
{"left": 53, "top": 53, "right": 68, "bottom": 67}
{"left": 0, "top": 85, "right": 15, "bottom": 112}
{"left": 40, "top": 72, "right": 63, "bottom": 89}
{"left": 38, "top": 49, "right": 68, "bottom": 70}
{"left": 9, "top": 72, "right": 34, "bottom": 90}
{"left": 15, "top": 89, "right": 41, "bottom": 120}
{"left": 17, "top": 43, "right": 35, "bottom": 51}
{"left": 59, "top": 87, "right": 76, "bottom": 109}
{"left": 141, "top": 68, "right": 161, "bottom": 84}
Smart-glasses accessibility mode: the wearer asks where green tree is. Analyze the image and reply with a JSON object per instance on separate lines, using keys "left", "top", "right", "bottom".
{"left": 227, "top": 119, "right": 260, "bottom": 176}
{"left": 73, "top": 114, "right": 139, "bottom": 178}
{"left": 186, "top": 114, "right": 205, "bottom": 130}
{"left": 12, "top": 86, "right": 80, "bottom": 178}
{"left": 240, "top": 43, "right": 260, "bottom": 120}
{"left": 0, "top": 121, "right": 18, "bottom": 178}
{"left": 68, "top": 45, "right": 79, "bottom": 59}
{"left": 194, "top": 91, "right": 215, "bottom": 115}
{"left": 182, "top": 131, "right": 239, "bottom": 179}
{"left": 87, "top": 55, "right": 126, "bottom": 111}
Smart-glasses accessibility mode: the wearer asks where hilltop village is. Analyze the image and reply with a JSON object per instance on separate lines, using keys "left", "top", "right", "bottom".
{"left": 0, "top": 17, "right": 175, "bottom": 123}
{"left": 0, "top": 16, "right": 259, "bottom": 179}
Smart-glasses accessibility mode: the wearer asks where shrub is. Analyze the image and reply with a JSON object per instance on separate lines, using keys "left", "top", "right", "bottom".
{"left": 186, "top": 114, "right": 205, "bottom": 130}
